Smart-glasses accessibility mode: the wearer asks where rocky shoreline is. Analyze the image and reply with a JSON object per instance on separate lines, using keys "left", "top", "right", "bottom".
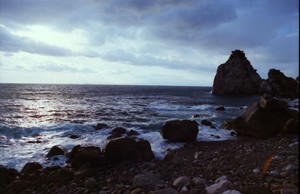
{"left": 1, "top": 133, "right": 298, "bottom": 194}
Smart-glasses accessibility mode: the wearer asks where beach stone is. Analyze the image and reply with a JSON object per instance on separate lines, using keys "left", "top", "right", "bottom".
{"left": 173, "top": 176, "right": 191, "bottom": 187}
{"left": 132, "top": 173, "right": 163, "bottom": 187}
{"left": 85, "top": 177, "right": 96, "bottom": 188}
{"left": 223, "top": 190, "right": 242, "bottom": 194}
{"left": 21, "top": 162, "right": 42, "bottom": 174}
{"left": 68, "top": 145, "right": 105, "bottom": 169}
{"left": 206, "top": 176, "right": 233, "bottom": 194}
{"left": 0, "top": 166, "right": 19, "bottom": 188}
{"left": 259, "top": 69, "right": 299, "bottom": 99}
{"left": 148, "top": 188, "right": 179, "bottom": 194}
{"left": 160, "top": 119, "right": 199, "bottom": 142}
{"left": 127, "top": 129, "right": 139, "bottom": 136}
{"left": 192, "top": 177, "right": 206, "bottom": 186}
{"left": 46, "top": 145, "right": 65, "bottom": 158}
{"left": 212, "top": 50, "right": 262, "bottom": 95}
{"left": 105, "top": 137, "right": 154, "bottom": 162}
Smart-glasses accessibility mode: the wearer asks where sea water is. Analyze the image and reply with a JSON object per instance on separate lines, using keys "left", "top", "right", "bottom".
{"left": 0, "top": 84, "right": 261, "bottom": 171}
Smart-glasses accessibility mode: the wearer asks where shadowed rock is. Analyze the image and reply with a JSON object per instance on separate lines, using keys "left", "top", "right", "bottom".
{"left": 212, "top": 50, "right": 262, "bottom": 95}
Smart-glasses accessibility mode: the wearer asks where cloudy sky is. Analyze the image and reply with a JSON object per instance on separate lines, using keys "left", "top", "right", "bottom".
{"left": 0, "top": 0, "right": 298, "bottom": 86}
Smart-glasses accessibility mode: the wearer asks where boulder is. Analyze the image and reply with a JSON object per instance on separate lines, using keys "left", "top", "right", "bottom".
{"left": 68, "top": 145, "right": 105, "bottom": 169}
{"left": 104, "top": 137, "right": 154, "bottom": 162}
{"left": 221, "top": 95, "right": 298, "bottom": 137}
{"left": 93, "top": 123, "right": 109, "bottom": 130}
{"left": 201, "top": 119, "right": 213, "bottom": 127}
{"left": 283, "top": 119, "right": 299, "bottom": 134}
{"left": 212, "top": 50, "right": 262, "bottom": 95}
{"left": 206, "top": 176, "right": 233, "bottom": 194}
{"left": 160, "top": 120, "right": 199, "bottom": 142}
{"left": 259, "top": 69, "right": 299, "bottom": 99}
{"left": 0, "top": 166, "right": 19, "bottom": 188}
{"left": 46, "top": 146, "right": 65, "bottom": 158}
{"left": 107, "top": 127, "right": 127, "bottom": 139}
{"left": 21, "top": 162, "right": 42, "bottom": 174}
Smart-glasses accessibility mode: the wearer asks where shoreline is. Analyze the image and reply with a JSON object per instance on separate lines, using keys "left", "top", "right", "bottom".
{"left": 1, "top": 133, "right": 298, "bottom": 194}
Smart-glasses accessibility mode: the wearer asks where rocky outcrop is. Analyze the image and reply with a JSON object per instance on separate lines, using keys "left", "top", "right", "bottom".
{"left": 160, "top": 120, "right": 199, "bottom": 142}
{"left": 46, "top": 146, "right": 66, "bottom": 158}
{"left": 212, "top": 50, "right": 262, "bottom": 95}
{"left": 259, "top": 69, "right": 299, "bottom": 99}
{"left": 105, "top": 137, "right": 154, "bottom": 162}
{"left": 21, "top": 162, "right": 43, "bottom": 174}
{"left": 221, "top": 95, "right": 298, "bottom": 137}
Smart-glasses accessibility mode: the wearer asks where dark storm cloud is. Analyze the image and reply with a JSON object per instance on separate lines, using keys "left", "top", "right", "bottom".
{"left": 0, "top": 0, "right": 298, "bottom": 73}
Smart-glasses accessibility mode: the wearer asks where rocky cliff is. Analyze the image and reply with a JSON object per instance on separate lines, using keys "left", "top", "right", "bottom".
{"left": 212, "top": 50, "right": 263, "bottom": 95}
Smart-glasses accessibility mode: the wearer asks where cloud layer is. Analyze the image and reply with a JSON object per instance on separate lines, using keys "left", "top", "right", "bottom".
{"left": 0, "top": 0, "right": 298, "bottom": 85}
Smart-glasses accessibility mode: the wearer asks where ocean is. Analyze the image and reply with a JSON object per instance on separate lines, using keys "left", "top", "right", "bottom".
{"left": 0, "top": 84, "right": 261, "bottom": 171}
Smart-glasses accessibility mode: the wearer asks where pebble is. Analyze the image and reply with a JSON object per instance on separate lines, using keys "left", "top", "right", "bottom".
{"left": 173, "top": 176, "right": 191, "bottom": 187}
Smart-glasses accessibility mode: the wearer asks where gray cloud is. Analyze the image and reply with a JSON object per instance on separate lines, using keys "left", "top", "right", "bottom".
{"left": 0, "top": 26, "right": 73, "bottom": 56}
{"left": 36, "top": 63, "right": 96, "bottom": 73}
{"left": 0, "top": 0, "right": 298, "bottom": 79}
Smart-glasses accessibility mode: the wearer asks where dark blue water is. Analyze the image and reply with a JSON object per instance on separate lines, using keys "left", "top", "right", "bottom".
{"left": 0, "top": 84, "right": 260, "bottom": 170}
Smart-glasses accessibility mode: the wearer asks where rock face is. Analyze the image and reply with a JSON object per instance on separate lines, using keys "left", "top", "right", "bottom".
{"left": 160, "top": 120, "right": 199, "bottom": 142}
{"left": 221, "top": 95, "right": 298, "bottom": 137}
{"left": 259, "top": 69, "right": 299, "bottom": 99}
{"left": 105, "top": 137, "right": 154, "bottom": 162}
{"left": 212, "top": 50, "right": 262, "bottom": 95}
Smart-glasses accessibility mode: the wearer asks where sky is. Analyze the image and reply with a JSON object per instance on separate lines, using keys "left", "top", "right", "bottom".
{"left": 0, "top": 0, "right": 298, "bottom": 86}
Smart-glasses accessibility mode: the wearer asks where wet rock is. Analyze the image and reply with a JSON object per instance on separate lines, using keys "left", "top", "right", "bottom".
{"left": 84, "top": 177, "right": 96, "bottom": 188}
{"left": 148, "top": 188, "right": 179, "bottom": 194}
{"left": 212, "top": 50, "right": 262, "bottom": 95}
{"left": 105, "top": 137, "right": 154, "bottom": 162}
{"left": 46, "top": 145, "right": 66, "bottom": 158}
{"left": 201, "top": 119, "right": 213, "bottom": 127}
{"left": 94, "top": 123, "right": 109, "bottom": 130}
{"left": 69, "top": 134, "right": 80, "bottom": 139}
{"left": 127, "top": 129, "right": 139, "bottom": 136}
{"left": 21, "top": 162, "right": 42, "bottom": 174}
{"left": 160, "top": 119, "right": 199, "bottom": 142}
{"left": 107, "top": 127, "right": 127, "bottom": 139}
{"left": 216, "top": 106, "right": 225, "bottom": 111}
{"left": 68, "top": 145, "right": 105, "bottom": 169}
{"left": 132, "top": 173, "right": 163, "bottom": 187}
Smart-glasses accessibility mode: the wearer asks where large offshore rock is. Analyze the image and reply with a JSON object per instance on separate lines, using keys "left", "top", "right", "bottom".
{"left": 259, "top": 69, "right": 299, "bottom": 99}
{"left": 212, "top": 50, "right": 262, "bottom": 95}
{"left": 160, "top": 120, "right": 199, "bottom": 142}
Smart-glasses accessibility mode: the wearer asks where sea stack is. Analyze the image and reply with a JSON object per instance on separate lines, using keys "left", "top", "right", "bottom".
{"left": 212, "top": 50, "right": 262, "bottom": 95}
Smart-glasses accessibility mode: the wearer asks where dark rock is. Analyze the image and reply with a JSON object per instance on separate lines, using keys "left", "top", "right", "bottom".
{"left": 21, "top": 162, "right": 42, "bottom": 174}
{"left": 149, "top": 188, "right": 179, "bottom": 194}
{"left": 68, "top": 145, "right": 105, "bottom": 169}
{"left": 127, "top": 129, "right": 139, "bottom": 136}
{"left": 160, "top": 120, "right": 199, "bottom": 142}
{"left": 201, "top": 119, "right": 213, "bottom": 126}
{"left": 69, "top": 134, "right": 80, "bottom": 139}
{"left": 105, "top": 137, "right": 154, "bottom": 162}
{"left": 221, "top": 95, "right": 298, "bottom": 137}
{"left": 132, "top": 172, "right": 163, "bottom": 187}
{"left": 212, "top": 50, "right": 262, "bottom": 95}
{"left": 283, "top": 119, "right": 299, "bottom": 134}
{"left": 216, "top": 106, "right": 225, "bottom": 111}
{"left": 46, "top": 146, "right": 65, "bottom": 158}
{"left": 259, "top": 69, "right": 299, "bottom": 99}
{"left": 0, "top": 166, "right": 19, "bottom": 188}
{"left": 7, "top": 180, "right": 30, "bottom": 193}
{"left": 107, "top": 127, "right": 127, "bottom": 139}
{"left": 193, "top": 114, "right": 200, "bottom": 118}
{"left": 93, "top": 123, "right": 109, "bottom": 130}
{"left": 244, "top": 186, "right": 273, "bottom": 194}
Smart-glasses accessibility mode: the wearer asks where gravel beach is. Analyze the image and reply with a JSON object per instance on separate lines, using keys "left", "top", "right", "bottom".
{"left": 1, "top": 133, "right": 298, "bottom": 194}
